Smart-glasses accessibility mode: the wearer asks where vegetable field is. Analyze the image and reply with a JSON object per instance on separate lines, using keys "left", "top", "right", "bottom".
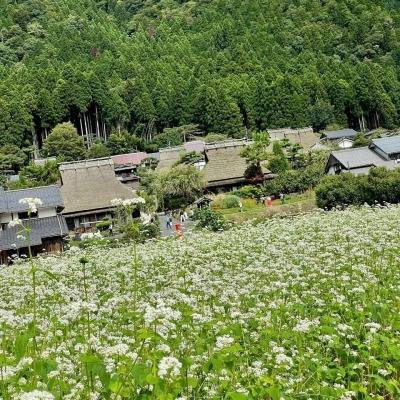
{"left": 1, "top": 205, "right": 400, "bottom": 400}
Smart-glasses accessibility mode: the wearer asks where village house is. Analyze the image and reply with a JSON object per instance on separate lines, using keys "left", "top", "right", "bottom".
{"left": 268, "top": 127, "right": 320, "bottom": 151}
{"left": 111, "top": 152, "right": 148, "bottom": 189}
{"left": 0, "top": 185, "right": 68, "bottom": 264}
{"left": 203, "top": 140, "right": 271, "bottom": 190}
{"left": 60, "top": 158, "right": 138, "bottom": 232}
{"left": 321, "top": 128, "right": 358, "bottom": 149}
{"left": 156, "top": 141, "right": 206, "bottom": 172}
{"left": 325, "top": 135, "right": 400, "bottom": 175}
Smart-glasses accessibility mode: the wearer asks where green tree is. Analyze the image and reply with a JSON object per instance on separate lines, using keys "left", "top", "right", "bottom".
{"left": 0, "top": 144, "right": 28, "bottom": 172}
{"left": 309, "top": 99, "right": 334, "bottom": 132}
{"left": 8, "top": 160, "right": 59, "bottom": 189}
{"left": 42, "top": 122, "right": 86, "bottom": 161}
{"left": 268, "top": 142, "right": 290, "bottom": 174}
{"left": 154, "top": 165, "right": 205, "bottom": 209}
{"left": 353, "top": 132, "right": 370, "bottom": 148}
{"left": 107, "top": 131, "right": 135, "bottom": 155}
{"left": 240, "top": 131, "right": 270, "bottom": 179}
{"left": 87, "top": 141, "right": 110, "bottom": 158}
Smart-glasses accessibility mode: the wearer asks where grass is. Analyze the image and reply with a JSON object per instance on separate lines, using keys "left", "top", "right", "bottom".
{"left": 218, "top": 191, "right": 316, "bottom": 223}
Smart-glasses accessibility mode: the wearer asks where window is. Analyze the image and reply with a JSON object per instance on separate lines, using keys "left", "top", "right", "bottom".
{"left": 18, "top": 211, "right": 38, "bottom": 219}
{"left": 334, "top": 164, "right": 342, "bottom": 174}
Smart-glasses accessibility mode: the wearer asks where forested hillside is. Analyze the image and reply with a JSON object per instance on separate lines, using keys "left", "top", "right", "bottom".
{"left": 1, "top": 0, "right": 400, "bottom": 150}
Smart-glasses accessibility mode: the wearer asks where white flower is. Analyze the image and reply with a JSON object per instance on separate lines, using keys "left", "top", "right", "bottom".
{"left": 365, "top": 322, "right": 381, "bottom": 333}
{"left": 275, "top": 353, "right": 293, "bottom": 368}
{"left": 19, "top": 197, "right": 42, "bottom": 214}
{"left": 140, "top": 213, "right": 152, "bottom": 225}
{"left": 19, "top": 390, "right": 54, "bottom": 400}
{"left": 158, "top": 356, "right": 182, "bottom": 379}
{"left": 378, "top": 368, "right": 391, "bottom": 376}
{"left": 111, "top": 197, "right": 145, "bottom": 208}
{"left": 215, "top": 335, "right": 234, "bottom": 350}
{"left": 8, "top": 219, "right": 22, "bottom": 228}
{"left": 81, "top": 231, "right": 103, "bottom": 241}
{"left": 111, "top": 198, "right": 122, "bottom": 207}
{"left": 293, "top": 318, "right": 319, "bottom": 333}
{"left": 16, "top": 234, "right": 26, "bottom": 240}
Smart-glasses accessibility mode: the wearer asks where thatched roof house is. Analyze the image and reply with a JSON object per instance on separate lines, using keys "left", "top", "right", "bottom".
{"left": 203, "top": 141, "right": 270, "bottom": 189}
{"left": 156, "top": 141, "right": 206, "bottom": 172}
{"left": 203, "top": 144, "right": 248, "bottom": 188}
{"left": 60, "top": 158, "right": 136, "bottom": 230}
{"left": 268, "top": 127, "right": 319, "bottom": 151}
{"left": 156, "top": 148, "right": 183, "bottom": 172}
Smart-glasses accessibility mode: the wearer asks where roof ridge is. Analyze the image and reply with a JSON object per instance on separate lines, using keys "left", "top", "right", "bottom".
{"left": 4, "top": 184, "right": 60, "bottom": 193}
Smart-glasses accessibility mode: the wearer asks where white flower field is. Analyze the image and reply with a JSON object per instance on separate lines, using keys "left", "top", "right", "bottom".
{"left": 1, "top": 205, "right": 400, "bottom": 400}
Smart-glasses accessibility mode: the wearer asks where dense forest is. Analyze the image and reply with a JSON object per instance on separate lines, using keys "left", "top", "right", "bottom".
{"left": 1, "top": 0, "right": 400, "bottom": 152}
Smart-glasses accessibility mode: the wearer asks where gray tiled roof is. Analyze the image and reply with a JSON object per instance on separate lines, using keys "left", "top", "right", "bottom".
{"left": 0, "top": 185, "right": 64, "bottom": 213}
{"left": 330, "top": 147, "right": 396, "bottom": 169}
{"left": 371, "top": 136, "right": 400, "bottom": 155}
{"left": 0, "top": 215, "right": 68, "bottom": 251}
{"left": 322, "top": 129, "right": 357, "bottom": 140}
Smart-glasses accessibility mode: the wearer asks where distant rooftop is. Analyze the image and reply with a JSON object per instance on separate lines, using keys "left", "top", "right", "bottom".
{"left": 111, "top": 152, "right": 147, "bottom": 167}
{"left": 0, "top": 215, "right": 68, "bottom": 251}
{"left": 371, "top": 136, "right": 400, "bottom": 155}
{"left": 59, "top": 157, "right": 113, "bottom": 171}
{"left": 329, "top": 147, "right": 395, "bottom": 170}
{"left": 322, "top": 129, "right": 357, "bottom": 140}
{"left": 60, "top": 159, "right": 136, "bottom": 215}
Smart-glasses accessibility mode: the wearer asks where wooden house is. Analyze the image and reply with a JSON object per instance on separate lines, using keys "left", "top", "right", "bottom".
{"left": 59, "top": 158, "right": 138, "bottom": 232}
{"left": 0, "top": 185, "right": 68, "bottom": 264}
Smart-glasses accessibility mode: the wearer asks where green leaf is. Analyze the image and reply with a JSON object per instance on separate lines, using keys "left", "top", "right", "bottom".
{"left": 15, "top": 333, "right": 29, "bottom": 361}
{"left": 227, "top": 392, "right": 248, "bottom": 400}
{"left": 267, "top": 386, "right": 280, "bottom": 400}
{"left": 146, "top": 373, "right": 159, "bottom": 385}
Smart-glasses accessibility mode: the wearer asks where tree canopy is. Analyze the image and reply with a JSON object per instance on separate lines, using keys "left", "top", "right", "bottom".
{"left": 1, "top": 0, "right": 400, "bottom": 156}
{"left": 42, "top": 122, "right": 86, "bottom": 161}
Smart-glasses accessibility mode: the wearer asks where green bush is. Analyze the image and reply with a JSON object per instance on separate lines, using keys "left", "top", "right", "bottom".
{"left": 194, "top": 207, "right": 228, "bottom": 231}
{"left": 232, "top": 185, "right": 263, "bottom": 199}
{"left": 315, "top": 167, "right": 400, "bottom": 209}
{"left": 222, "top": 194, "right": 241, "bottom": 209}
{"left": 96, "top": 219, "right": 112, "bottom": 231}
{"left": 122, "top": 221, "right": 160, "bottom": 243}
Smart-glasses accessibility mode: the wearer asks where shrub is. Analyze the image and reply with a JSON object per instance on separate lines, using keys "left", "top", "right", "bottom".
{"left": 222, "top": 194, "right": 241, "bottom": 209}
{"left": 122, "top": 221, "right": 160, "bottom": 243}
{"left": 315, "top": 167, "right": 400, "bottom": 209}
{"left": 193, "top": 207, "right": 228, "bottom": 231}
{"left": 96, "top": 218, "right": 112, "bottom": 231}
{"left": 232, "top": 185, "right": 263, "bottom": 199}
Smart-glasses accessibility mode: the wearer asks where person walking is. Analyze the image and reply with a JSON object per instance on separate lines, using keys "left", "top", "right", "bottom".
{"left": 280, "top": 193, "right": 285, "bottom": 205}
{"left": 166, "top": 212, "right": 172, "bottom": 229}
{"left": 179, "top": 210, "right": 185, "bottom": 223}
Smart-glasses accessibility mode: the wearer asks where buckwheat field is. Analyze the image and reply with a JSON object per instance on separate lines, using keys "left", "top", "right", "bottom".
{"left": 1, "top": 206, "right": 400, "bottom": 400}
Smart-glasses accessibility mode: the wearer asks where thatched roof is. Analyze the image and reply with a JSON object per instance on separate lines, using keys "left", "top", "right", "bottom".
{"left": 60, "top": 158, "right": 136, "bottom": 216}
{"left": 268, "top": 128, "right": 319, "bottom": 151}
{"left": 203, "top": 144, "right": 249, "bottom": 187}
{"left": 156, "top": 141, "right": 206, "bottom": 172}
{"left": 156, "top": 148, "right": 183, "bottom": 172}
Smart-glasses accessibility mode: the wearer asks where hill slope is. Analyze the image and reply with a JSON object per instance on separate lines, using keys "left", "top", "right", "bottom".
{"left": 1, "top": 0, "right": 400, "bottom": 148}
